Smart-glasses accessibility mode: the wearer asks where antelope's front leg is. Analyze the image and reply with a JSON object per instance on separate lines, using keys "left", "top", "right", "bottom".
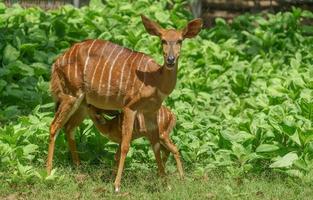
{"left": 113, "top": 108, "right": 136, "bottom": 193}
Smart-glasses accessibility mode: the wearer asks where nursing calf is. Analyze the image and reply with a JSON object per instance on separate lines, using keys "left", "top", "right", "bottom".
{"left": 88, "top": 105, "right": 184, "bottom": 178}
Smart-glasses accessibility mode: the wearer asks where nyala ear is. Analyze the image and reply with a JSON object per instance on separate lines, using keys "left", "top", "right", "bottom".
{"left": 182, "top": 18, "right": 203, "bottom": 39}
{"left": 141, "top": 15, "right": 163, "bottom": 36}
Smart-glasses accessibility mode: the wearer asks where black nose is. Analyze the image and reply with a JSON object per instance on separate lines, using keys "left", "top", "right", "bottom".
{"left": 166, "top": 56, "right": 175, "bottom": 64}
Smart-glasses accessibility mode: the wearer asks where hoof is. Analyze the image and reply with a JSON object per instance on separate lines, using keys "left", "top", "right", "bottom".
{"left": 114, "top": 186, "right": 120, "bottom": 193}
{"left": 179, "top": 173, "right": 185, "bottom": 180}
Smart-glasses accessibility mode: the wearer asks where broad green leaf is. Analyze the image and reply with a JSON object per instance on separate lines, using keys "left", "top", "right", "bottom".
{"left": 155, "top": 12, "right": 169, "bottom": 23}
{"left": 298, "top": 98, "right": 313, "bottom": 121}
{"left": 270, "top": 152, "right": 298, "bottom": 168}
{"left": 256, "top": 144, "right": 279, "bottom": 153}
{"left": 231, "top": 142, "right": 247, "bottom": 158}
{"left": 221, "top": 131, "right": 254, "bottom": 143}
{"left": 290, "top": 58, "right": 300, "bottom": 68}
{"left": 53, "top": 20, "right": 67, "bottom": 38}
{"left": 285, "top": 169, "right": 303, "bottom": 178}
{"left": 23, "top": 144, "right": 38, "bottom": 156}
{"left": 20, "top": 43, "right": 38, "bottom": 53}
{"left": 3, "top": 44, "right": 20, "bottom": 65}
{"left": 17, "top": 162, "right": 33, "bottom": 175}
{"left": 289, "top": 130, "right": 301, "bottom": 146}
{"left": 89, "top": 0, "right": 104, "bottom": 7}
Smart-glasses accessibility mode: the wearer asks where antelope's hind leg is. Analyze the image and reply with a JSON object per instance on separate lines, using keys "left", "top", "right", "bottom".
{"left": 47, "top": 93, "right": 85, "bottom": 175}
{"left": 113, "top": 145, "right": 121, "bottom": 176}
{"left": 64, "top": 105, "right": 87, "bottom": 166}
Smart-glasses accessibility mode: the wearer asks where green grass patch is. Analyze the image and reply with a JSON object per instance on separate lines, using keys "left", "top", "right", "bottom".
{"left": 1, "top": 165, "right": 312, "bottom": 200}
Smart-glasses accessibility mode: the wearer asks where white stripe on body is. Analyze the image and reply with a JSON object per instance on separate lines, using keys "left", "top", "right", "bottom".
{"left": 138, "top": 59, "right": 152, "bottom": 93}
{"left": 90, "top": 43, "right": 108, "bottom": 87}
{"left": 98, "top": 45, "right": 118, "bottom": 93}
{"left": 83, "top": 40, "right": 97, "bottom": 81}
{"left": 122, "top": 53, "right": 140, "bottom": 104}
{"left": 67, "top": 45, "right": 77, "bottom": 83}
{"left": 74, "top": 44, "right": 81, "bottom": 79}
{"left": 158, "top": 107, "right": 162, "bottom": 127}
{"left": 165, "top": 109, "right": 169, "bottom": 132}
{"left": 130, "top": 55, "right": 144, "bottom": 95}
{"left": 161, "top": 107, "right": 165, "bottom": 130}
{"left": 164, "top": 108, "right": 169, "bottom": 132}
{"left": 159, "top": 106, "right": 165, "bottom": 138}
{"left": 105, "top": 48, "right": 125, "bottom": 99}
{"left": 62, "top": 51, "right": 67, "bottom": 66}
{"left": 117, "top": 51, "right": 133, "bottom": 97}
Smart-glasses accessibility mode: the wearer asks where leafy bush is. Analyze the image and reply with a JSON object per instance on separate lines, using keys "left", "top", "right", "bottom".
{"left": 1, "top": 0, "right": 313, "bottom": 182}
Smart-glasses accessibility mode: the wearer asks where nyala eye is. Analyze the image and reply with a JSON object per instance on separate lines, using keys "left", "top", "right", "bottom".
{"left": 177, "top": 40, "right": 182, "bottom": 44}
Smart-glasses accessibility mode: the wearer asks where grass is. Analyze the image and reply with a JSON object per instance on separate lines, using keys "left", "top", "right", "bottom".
{"left": 1, "top": 164, "right": 312, "bottom": 200}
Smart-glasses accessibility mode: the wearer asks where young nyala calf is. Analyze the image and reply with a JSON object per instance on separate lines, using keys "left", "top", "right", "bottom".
{"left": 88, "top": 105, "right": 184, "bottom": 177}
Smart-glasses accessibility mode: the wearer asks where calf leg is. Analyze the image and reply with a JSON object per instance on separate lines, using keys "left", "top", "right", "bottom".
{"left": 151, "top": 139, "right": 166, "bottom": 176}
{"left": 160, "top": 137, "right": 184, "bottom": 178}
{"left": 160, "top": 145, "right": 170, "bottom": 166}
